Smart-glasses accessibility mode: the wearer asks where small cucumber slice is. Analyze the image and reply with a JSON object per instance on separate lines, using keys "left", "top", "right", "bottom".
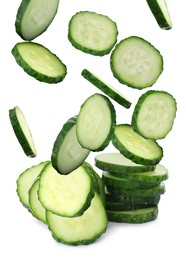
{"left": 110, "top": 36, "right": 163, "bottom": 89}
{"left": 81, "top": 69, "right": 131, "bottom": 108}
{"left": 132, "top": 90, "right": 177, "bottom": 140}
{"left": 15, "top": 0, "right": 60, "bottom": 40}
{"left": 9, "top": 106, "right": 37, "bottom": 157}
{"left": 46, "top": 192, "right": 108, "bottom": 245}
{"left": 77, "top": 93, "right": 116, "bottom": 151}
{"left": 12, "top": 42, "right": 67, "bottom": 84}
{"left": 107, "top": 207, "right": 158, "bottom": 223}
{"left": 112, "top": 124, "right": 163, "bottom": 166}
{"left": 146, "top": 0, "right": 172, "bottom": 29}
{"left": 51, "top": 116, "right": 90, "bottom": 175}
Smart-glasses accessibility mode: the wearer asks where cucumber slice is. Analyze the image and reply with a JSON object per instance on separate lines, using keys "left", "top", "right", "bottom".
{"left": 16, "top": 161, "right": 48, "bottom": 209}
{"left": 51, "top": 116, "right": 90, "bottom": 175}
{"left": 81, "top": 69, "right": 131, "bottom": 109}
{"left": 77, "top": 93, "right": 116, "bottom": 151}
{"left": 29, "top": 179, "right": 46, "bottom": 223}
{"left": 9, "top": 106, "right": 36, "bottom": 157}
{"left": 110, "top": 36, "right": 163, "bottom": 89}
{"left": 146, "top": 0, "right": 172, "bottom": 29}
{"left": 107, "top": 207, "right": 158, "bottom": 223}
{"left": 38, "top": 162, "right": 94, "bottom": 217}
{"left": 132, "top": 90, "right": 177, "bottom": 140}
{"left": 12, "top": 42, "right": 67, "bottom": 84}
{"left": 112, "top": 124, "right": 163, "bottom": 166}
{"left": 15, "top": 0, "right": 60, "bottom": 40}
{"left": 95, "top": 153, "right": 155, "bottom": 173}
{"left": 92, "top": 170, "right": 106, "bottom": 206}
{"left": 68, "top": 11, "right": 118, "bottom": 56}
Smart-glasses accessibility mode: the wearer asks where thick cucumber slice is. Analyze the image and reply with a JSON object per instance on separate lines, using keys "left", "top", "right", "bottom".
{"left": 16, "top": 161, "right": 48, "bottom": 209}
{"left": 81, "top": 69, "right": 131, "bottom": 109}
{"left": 110, "top": 36, "right": 163, "bottom": 89}
{"left": 107, "top": 207, "right": 158, "bottom": 223}
{"left": 15, "top": 0, "right": 60, "bottom": 40}
{"left": 146, "top": 0, "right": 172, "bottom": 29}
{"left": 77, "top": 93, "right": 116, "bottom": 151}
{"left": 132, "top": 90, "right": 177, "bottom": 140}
{"left": 112, "top": 124, "right": 163, "bottom": 166}
{"left": 95, "top": 153, "right": 155, "bottom": 173}
{"left": 12, "top": 42, "right": 67, "bottom": 84}
{"left": 29, "top": 179, "right": 46, "bottom": 223}
{"left": 38, "top": 162, "right": 94, "bottom": 217}
{"left": 46, "top": 192, "right": 108, "bottom": 245}
{"left": 51, "top": 116, "right": 90, "bottom": 175}
{"left": 9, "top": 106, "right": 36, "bottom": 157}
{"left": 68, "top": 11, "right": 118, "bottom": 56}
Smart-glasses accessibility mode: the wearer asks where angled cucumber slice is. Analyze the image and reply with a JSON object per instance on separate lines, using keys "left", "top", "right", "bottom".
{"left": 15, "top": 0, "right": 60, "bottom": 40}
{"left": 95, "top": 153, "right": 155, "bottom": 173}
{"left": 112, "top": 124, "right": 163, "bottom": 166}
{"left": 146, "top": 0, "right": 172, "bottom": 29}
{"left": 38, "top": 162, "right": 94, "bottom": 217}
{"left": 46, "top": 192, "right": 108, "bottom": 245}
{"left": 12, "top": 42, "right": 67, "bottom": 84}
{"left": 107, "top": 207, "right": 158, "bottom": 223}
{"left": 77, "top": 93, "right": 116, "bottom": 151}
{"left": 110, "top": 36, "right": 163, "bottom": 89}
{"left": 51, "top": 116, "right": 90, "bottom": 175}
{"left": 81, "top": 69, "right": 131, "bottom": 108}
{"left": 9, "top": 106, "right": 36, "bottom": 157}
{"left": 132, "top": 90, "right": 177, "bottom": 140}
{"left": 68, "top": 11, "right": 118, "bottom": 56}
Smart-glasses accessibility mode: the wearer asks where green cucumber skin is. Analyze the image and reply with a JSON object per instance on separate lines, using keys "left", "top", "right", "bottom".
{"left": 132, "top": 90, "right": 177, "bottom": 140}
{"left": 146, "top": 0, "right": 172, "bottom": 30}
{"left": 111, "top": 124, "right": 163, "bottom": 166}
{"left": 15, "top": 0, "right": 60, "bottom": 40}
{"left": 9, "top": 107, "right": 36, "bottom": 157}
{"left": 81, "top": 69, "right": 131, "bottom": 109}
{"left": 12, "top": 43, "right": 67, "bottom": 84}
{"left": 107, "top": 207, "right": 158, "bottom": 223}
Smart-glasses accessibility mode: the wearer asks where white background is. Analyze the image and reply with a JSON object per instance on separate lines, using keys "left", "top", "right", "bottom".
{"left": 1, "top": 0, "right": 185, "bottom": 259}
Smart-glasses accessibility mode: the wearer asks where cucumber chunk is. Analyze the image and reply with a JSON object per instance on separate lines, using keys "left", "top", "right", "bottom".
{"left": 15, "top": 0, "right": 60, "bottom": 40}
{"left": 9, "top": 106, "right": 37, "bottom": 157}
{"left": 110, "top": 36, "right": 163, "bottom": 89}
{"left": 12, "top": 42, "right": 67, "bottom": 83}
{"left": 107, "top": 207, "right": 158, "bottom": 223}
{"left": 112, "top": 124, "right": 163, "bottom": 166}
{"left": 46, "top": 192, "right": 108, "bottom": 245}
{"left": 132, "top": 90, "right": 177, "bottom": 140}
{"left": 81, "top": 69, "right": 131, "bottom": 108}
{"left": 51, "top": 116, "right": 90, "bottom": 175}
{"left": 146, "top": 0, "right": 172, "bottom": 29}
{"left": 38, "top": 162, "right": 94, "bottom": 217}
{"left": 68, "top": 11, "right": 118, "bottom": 56}
{"left": 77, "top": 93, "right": 116, "bottom": 151}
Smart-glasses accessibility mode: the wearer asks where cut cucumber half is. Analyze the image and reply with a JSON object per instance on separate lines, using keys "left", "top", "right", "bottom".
{"left": 146, "top": 0, "right": 172, "bottom": 29}
{"left": 81, "top": 69, "right": 131, "bottom": 108}
{"left": 77, "top": 93, "right": 116, "bottom": 151}
{"left": 112, "top": 124, "right": 163, "bottom": 166}
{"left": 38, "top": 162, "right": 94, "bottom": 217}
{"left": 16, "top": 161, "right": 48, "bottom": 209}
{"left": 12, "top": 42, "right": 67, "bottom": 83}
{"left": 46, "top": 192, "right": 108, "bottom": 245}
{"left": 9, "top": 106, "right": 36, "bottom": 157}
{"left": 68, "top": 11, "right": 118, "bottom": 56}
{"left": 51, "top": 116, "right": 90, "bottom": 175}
{"left": 29, "top": 179, "right": 46, "bottom": 223}
{"left": 132, "top": 90, "right": 177, "bottom": 140}
{"left": 95, "top": 153, "right": 155, "bottom": 173}
{"left": 15, "top": 0, "right": 60, "bottom": 40}
{"left": 110, "top": 36, "right": 163, "bottom": 89}
{"left": 107, "top": 207, "right": 158, "bottom": 223}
